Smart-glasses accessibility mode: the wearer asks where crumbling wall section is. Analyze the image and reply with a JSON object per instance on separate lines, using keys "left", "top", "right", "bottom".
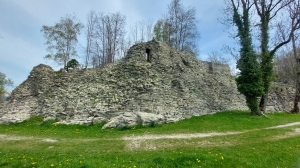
{"left": 0, "top": 40, "right": 294, "bottom": 128}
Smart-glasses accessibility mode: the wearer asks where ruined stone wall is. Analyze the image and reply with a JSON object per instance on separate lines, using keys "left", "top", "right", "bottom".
{"left": 0, "top": 40, "right": 295, "bottom": 128}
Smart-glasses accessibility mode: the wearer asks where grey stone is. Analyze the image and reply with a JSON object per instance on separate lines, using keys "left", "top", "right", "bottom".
{"left": 0, "top": 40, "right": 296, "bottom": 128}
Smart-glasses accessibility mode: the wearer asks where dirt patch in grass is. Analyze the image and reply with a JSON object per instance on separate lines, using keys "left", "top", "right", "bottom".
{"left": 271, "top": 128, "right": 300, "bottom": 140}
{"left": 265, "top": 122, "right": 300, "bottom": 129}
{"left": 122, "top": 131, "right": 243, "bottom": 141}
{"left": 0, "top": 134, "right": 58, "bottom": 143}
{"left": 123, "top": 122, "right": 300, "bottom": 151}
{"left": 123, "top": 132, "right": 242, "bottom": 150}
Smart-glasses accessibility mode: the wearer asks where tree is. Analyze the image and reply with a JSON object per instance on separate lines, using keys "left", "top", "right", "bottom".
{"left": 41, "top": 14, "right": 84, "bottom": 67}
{"left": 208, "top": 51, "right": 230, "bottom": 65}
{"left": 253, "top": 0, "right": 300, "bottom": 113}
{"left": 273, "top": 48, "right": 297, "bottom": 84}
{"left": 129, "top": 20, "right": 154, "bottom": 44}
{"left": 0, "top": 72, "right": 13, "bottom": 100}
{"left": 88, "top": 12, "right": 126, "bottom": 67}
{"left": 65, "top": 59, "right": 80, "bottom": 72}
{"left": 230, "top": 0, "right": 264, "bottom": 115}
{"left": 287, "top": 0, "right": 300, "bottom": 113}
{"left": 153, "top": 20, "right": 164, "bottom": 41}
{"left": 85, "top": 10, "right": 97, "bottom": 68}
{"left": 154, "top": 0, "right": 200, "bottom": 56}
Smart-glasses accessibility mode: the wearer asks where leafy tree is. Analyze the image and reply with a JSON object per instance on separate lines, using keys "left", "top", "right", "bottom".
{"left": 153, "top": 20, "right": 164, "bottom": 41}
{"left": 41, "top": 14, "right": 84, "bottom": 67}
{"left": 65, "top": 59, "right": 79, "bottom": 72}
{"left": 230, "top": 0, "right": 264, "bottom": 115}
{"left": 0, "top": 72, "right": 13, "bottom": 100}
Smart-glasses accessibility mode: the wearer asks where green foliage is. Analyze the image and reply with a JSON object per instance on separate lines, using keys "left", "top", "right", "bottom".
{"left": 231, "top": 1, "right": 264, "bottom": 115}
{"left": 1, "top": 111, "right": 300, "bottom": 167}
{"left": 0, "top": 72, "right": 13, "bottom": 99}
{"left": 153, "top": 19, "right": 164, "bottom": 41}
{"left": 41, "top": 14, "right": 83, "bottom": 67}
{"left": 65, "top": 59, "right": 80, "bottom": 71}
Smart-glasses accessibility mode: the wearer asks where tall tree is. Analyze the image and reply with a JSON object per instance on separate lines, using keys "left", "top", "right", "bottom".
{"left": 129, "top": 19, "right": 154, "bottom": 44}
{"left": 41, "top": 14, "right": 84, "bottom": 67}
{"left": 85, "top": 12, "right": 126, "bottom": 67}
{"left": 230, "top": 0, "right": 264, "bottom": 115}
{"left": 154, "top": 0, "right": 200, "bottom": 56}
{"left": 153, "top": 19, "right": 164, "bottom": 41}
{"left": 208, "top": 51, "right": 230, "bottom": 65}
{"left": 85, "top": 10, "right": 97, "bottom": 68}
{"left": 273, "top": 48, "right": 297, "bottom": 84}
{"left": 254, "top": 0, "right": 300, "bottom": 113}
{"left": 287, "top": 0, "right": 300, "bottom": 113}
{"left": 0, "top": 72, "right": 13, "bottom": 100}
{"left": 103, "top": 12, "right": 126, "bottom": 63}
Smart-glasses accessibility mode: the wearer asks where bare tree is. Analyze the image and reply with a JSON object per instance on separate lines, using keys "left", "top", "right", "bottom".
{"left": 146, "top": 19, "right": 154, "bottom": 41}
{"left": 274, "top": 47, "right": 298, "bottom": 84}
{"left": 285, "top": 0, "right": 300, "bottom": 113}
{"left": 208, "top": 51, "right": 230, "bottom": 65}
{"left": 154, "top": 0, "right": 200, "bottom": 56}
{"left": 129, "top": 19, "right": 154, "bottom": 45}
{"left": 139, "top": 21, "right": 146, "bottom": 42}
{"left": 253, "top": 0, "right": 300, "bottom": 113}
{"left": 85, "top": 10, "right": 97, "bottom": 68}
{"left": 130, "top": 23, "right": 139, "bottom": 44}
{"left": 87, "top": 12, "right": 126, "bottom": 67}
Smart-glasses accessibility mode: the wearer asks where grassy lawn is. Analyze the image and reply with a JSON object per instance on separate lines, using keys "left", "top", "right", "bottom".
{"left": 0, "top": 110, "right": 300, "bottom": 167}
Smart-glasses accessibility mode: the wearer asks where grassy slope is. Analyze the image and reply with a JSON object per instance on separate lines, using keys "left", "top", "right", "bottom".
{"left": 0, "top": 110, "right": 300, "bottom": 168}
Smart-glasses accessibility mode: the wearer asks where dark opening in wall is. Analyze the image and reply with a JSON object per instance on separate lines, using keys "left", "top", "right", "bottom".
{"left": 146, "top": 48, "right": 151, "bottom": 62}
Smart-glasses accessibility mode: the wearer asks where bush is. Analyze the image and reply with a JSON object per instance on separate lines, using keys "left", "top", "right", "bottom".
{"left": 65, "top": 59, "right": 79, "bottom": 72}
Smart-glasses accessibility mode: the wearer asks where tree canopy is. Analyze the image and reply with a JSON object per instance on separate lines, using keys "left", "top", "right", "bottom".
{"left": 41, "top": 14, "right": 84, "bottom": 67}
{"left": 0, "top": 72, "right": 13, "bottom": 100}
{"left": 230, "top": 0, "right": 264, "bottom": 115}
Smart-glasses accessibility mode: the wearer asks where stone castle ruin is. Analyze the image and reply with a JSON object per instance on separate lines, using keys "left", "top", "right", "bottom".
{"left": 0, "top": 40, "right": 296, "bottom": 128}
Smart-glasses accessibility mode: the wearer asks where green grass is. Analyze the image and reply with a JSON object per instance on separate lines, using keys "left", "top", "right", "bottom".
{"left": 0, "top": 110, "right": 300, "bottom": 167}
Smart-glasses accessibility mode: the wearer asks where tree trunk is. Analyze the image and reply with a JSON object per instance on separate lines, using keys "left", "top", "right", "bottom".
{"left": 259, "top": 93, "right": 268, "bottom": 113}
{"left": 291, "top": 32, "right": 300, "bottom": 114}
{"left": 247, "top": 96, "right": 262, "bottom": 116}
{"left": 291, "top": 79, "right": 300, "bottom": 113}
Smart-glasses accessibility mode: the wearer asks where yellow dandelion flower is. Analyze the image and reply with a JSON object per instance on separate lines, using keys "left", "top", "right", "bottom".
{"left": 51, "top": 163, "right": 54, "bottom": 167}
{"left": 221, "top": 156, "right": 224, "bottom": 160}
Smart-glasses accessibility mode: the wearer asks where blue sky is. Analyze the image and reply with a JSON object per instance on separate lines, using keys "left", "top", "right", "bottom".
{"left": 0, "top": 0, "right": 235, "bottom": 92}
